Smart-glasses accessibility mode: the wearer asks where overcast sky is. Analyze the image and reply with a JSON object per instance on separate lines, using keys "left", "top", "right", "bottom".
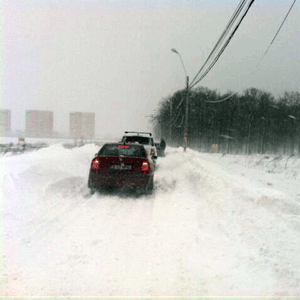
{"left": 2, "top": 0, "right": 300, "bottom": 138}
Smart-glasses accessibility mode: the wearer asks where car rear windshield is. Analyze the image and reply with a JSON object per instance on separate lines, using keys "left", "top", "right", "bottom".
{"left": 122, "top": 136, "right": 151, "bottom": 145}
{"left": 99, "top": 144, "right": 146, "bottom": 157}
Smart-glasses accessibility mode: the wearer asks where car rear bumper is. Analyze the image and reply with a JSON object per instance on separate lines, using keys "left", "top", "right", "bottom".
{"left": 88, "top": 172, "right": 153, "bottom": 188}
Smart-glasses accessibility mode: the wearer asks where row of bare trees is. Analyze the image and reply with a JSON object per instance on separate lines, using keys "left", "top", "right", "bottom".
{"left": 151, "top": 87, "right": 300, "bottom": 155}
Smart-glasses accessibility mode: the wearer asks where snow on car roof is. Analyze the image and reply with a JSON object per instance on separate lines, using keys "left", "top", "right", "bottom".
{"left": 123, "top": 131, "right": 152, "bottom": 137}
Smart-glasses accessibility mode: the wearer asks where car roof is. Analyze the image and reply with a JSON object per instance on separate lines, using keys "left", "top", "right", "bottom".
{"left": 123, "top": 131, "right": 153, "bottom": 137}
{"left": 104, "top": 142, "right": 145, "bottom": 148}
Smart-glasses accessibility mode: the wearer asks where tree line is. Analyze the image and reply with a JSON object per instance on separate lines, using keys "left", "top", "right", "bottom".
{"left": 151, "top": 87, "right": 300, "bottom": 155}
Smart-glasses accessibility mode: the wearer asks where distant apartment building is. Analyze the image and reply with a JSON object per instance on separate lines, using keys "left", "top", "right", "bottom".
{"left": 69, "top": 112, "right": 95, "bottom": 139}
{"left": 25, "top": 110, "right": 53, "bottom": 137}
{"left": 0, "top": 109, "right": 11, "bottom": 135}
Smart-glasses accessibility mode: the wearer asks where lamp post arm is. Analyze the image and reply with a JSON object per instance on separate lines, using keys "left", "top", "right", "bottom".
{"left": 171, "top": 48, "right": 187, "bottom": 78}
{"left": 178, "top": 53, "right": 188, "bottom": 78}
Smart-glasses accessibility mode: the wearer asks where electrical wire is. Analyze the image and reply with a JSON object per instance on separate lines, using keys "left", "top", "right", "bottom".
{"left": 177, "top": 114, "right": 184, "bottom": 128}
{"left": 205, "top": 0, "right": 297, "bottom": 104}
{"left": 171, "top": 109, "right": 184, "bottom": 127}
{"left": 190, "top": 0, "right": 248, "bottom": 86}
{"left": 166, "top": 92, "right": 186, "bottom": 126}
{"left": 191, "top": 0, "right": 256, "bottom": 89}
{"left": 257, "top": 0, "right": 297, "bottom": 66}
{"left": 167, "top": 101, "right": 184, "bottom": 127}
{"left": 205, "top": 91, "right": 239, "bottom": 103}
{"left": 168, "top": 0, "right": 253, "bottom": 115}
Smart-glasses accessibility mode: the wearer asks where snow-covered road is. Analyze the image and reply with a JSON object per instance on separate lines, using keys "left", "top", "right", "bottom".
{"left": 1, "top": 144, "right": 300, "bottom": 297}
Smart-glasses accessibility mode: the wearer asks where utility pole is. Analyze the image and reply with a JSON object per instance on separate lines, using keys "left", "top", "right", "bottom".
{"left": 184, "top": 76, "right": 189, "bottom": 152}
{"left": 169, "top": 98, "right": 172, "bottom": 145}
{"left": 171, "top": 48, "right": 189, "bottom": 152}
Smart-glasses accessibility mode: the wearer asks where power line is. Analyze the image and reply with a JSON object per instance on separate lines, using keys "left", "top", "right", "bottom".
{"left": 166, "top": 0, "right": 255, "bottom": 129}
{"left": 257, "top": 0, "right": 297, "bottom": 66}
{"left": 205, "top": 0, "right": 297, "bottom": 104}
{"left": 166, "top": 107, "right": 180, "bottom": 126}
{"left": 166, "top": 91, "right": 186, "bottom": 126}
{"left": 190, "top": 0, "right": 248, "bottom": 86}
{"left": 205, "top": 91, "right": 239, "bottom": 103}
{"left": 167, "top": 1, "right": 252, "bottom": 122}
{"left": 167, "top": 0, "right": 296, "bottom": 115}
{"left": 191, "top": 0, "right": 256, "bottom": 89}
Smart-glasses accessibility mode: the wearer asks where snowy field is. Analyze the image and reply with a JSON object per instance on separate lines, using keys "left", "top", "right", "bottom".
{"left": 1, "top": 142, "right": 300, "bottom": 298}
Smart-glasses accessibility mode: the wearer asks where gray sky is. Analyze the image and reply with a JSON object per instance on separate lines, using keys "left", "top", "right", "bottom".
{"left": 2, "top": 0, "right": 300, "bottom": 138}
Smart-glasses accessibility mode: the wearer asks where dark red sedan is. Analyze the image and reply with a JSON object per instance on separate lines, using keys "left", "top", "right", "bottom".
{"left": 88, "top": 143, "right": 155, "bottom": 195}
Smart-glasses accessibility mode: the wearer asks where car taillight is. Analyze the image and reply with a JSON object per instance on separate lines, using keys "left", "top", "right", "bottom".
{"left": 91, "top": 158, "right": 100, "bottom": 170}
{"left": 141, "top": 160, "right": 150, "bottom": 172}
{"left": 118, "top": 145, "right": 131, "bottom": 149}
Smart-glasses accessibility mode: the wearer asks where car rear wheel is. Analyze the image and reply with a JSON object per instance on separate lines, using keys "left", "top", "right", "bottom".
{"left": 145, "top": 178, "right": 154, "bottom": 195}
{"left": 89, "top": 188, "right": 96, "bottom": 195}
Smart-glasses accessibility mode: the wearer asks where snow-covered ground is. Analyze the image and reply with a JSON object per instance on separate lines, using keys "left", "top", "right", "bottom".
{"left": 1, "top": 143, "right": 300, "bottom": 298}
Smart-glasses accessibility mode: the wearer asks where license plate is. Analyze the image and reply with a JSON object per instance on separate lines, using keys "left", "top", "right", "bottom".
{"left": 111, "top": 164, "right": 132, "bottom": 170}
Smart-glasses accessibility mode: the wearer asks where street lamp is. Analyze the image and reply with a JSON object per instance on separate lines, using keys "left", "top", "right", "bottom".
{"left": 171, "top": 48, "right": 190, "bottom": 152}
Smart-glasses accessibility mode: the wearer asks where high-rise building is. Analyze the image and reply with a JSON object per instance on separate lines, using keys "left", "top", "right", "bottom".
{"left": 0, "top": 109, "right": 11, "bottom": 135}
{"left": 25, "top": 110, "right": 53, "bottom": 137}
{"left": 69, "top": 112, "right": 95, "bottom": 139}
